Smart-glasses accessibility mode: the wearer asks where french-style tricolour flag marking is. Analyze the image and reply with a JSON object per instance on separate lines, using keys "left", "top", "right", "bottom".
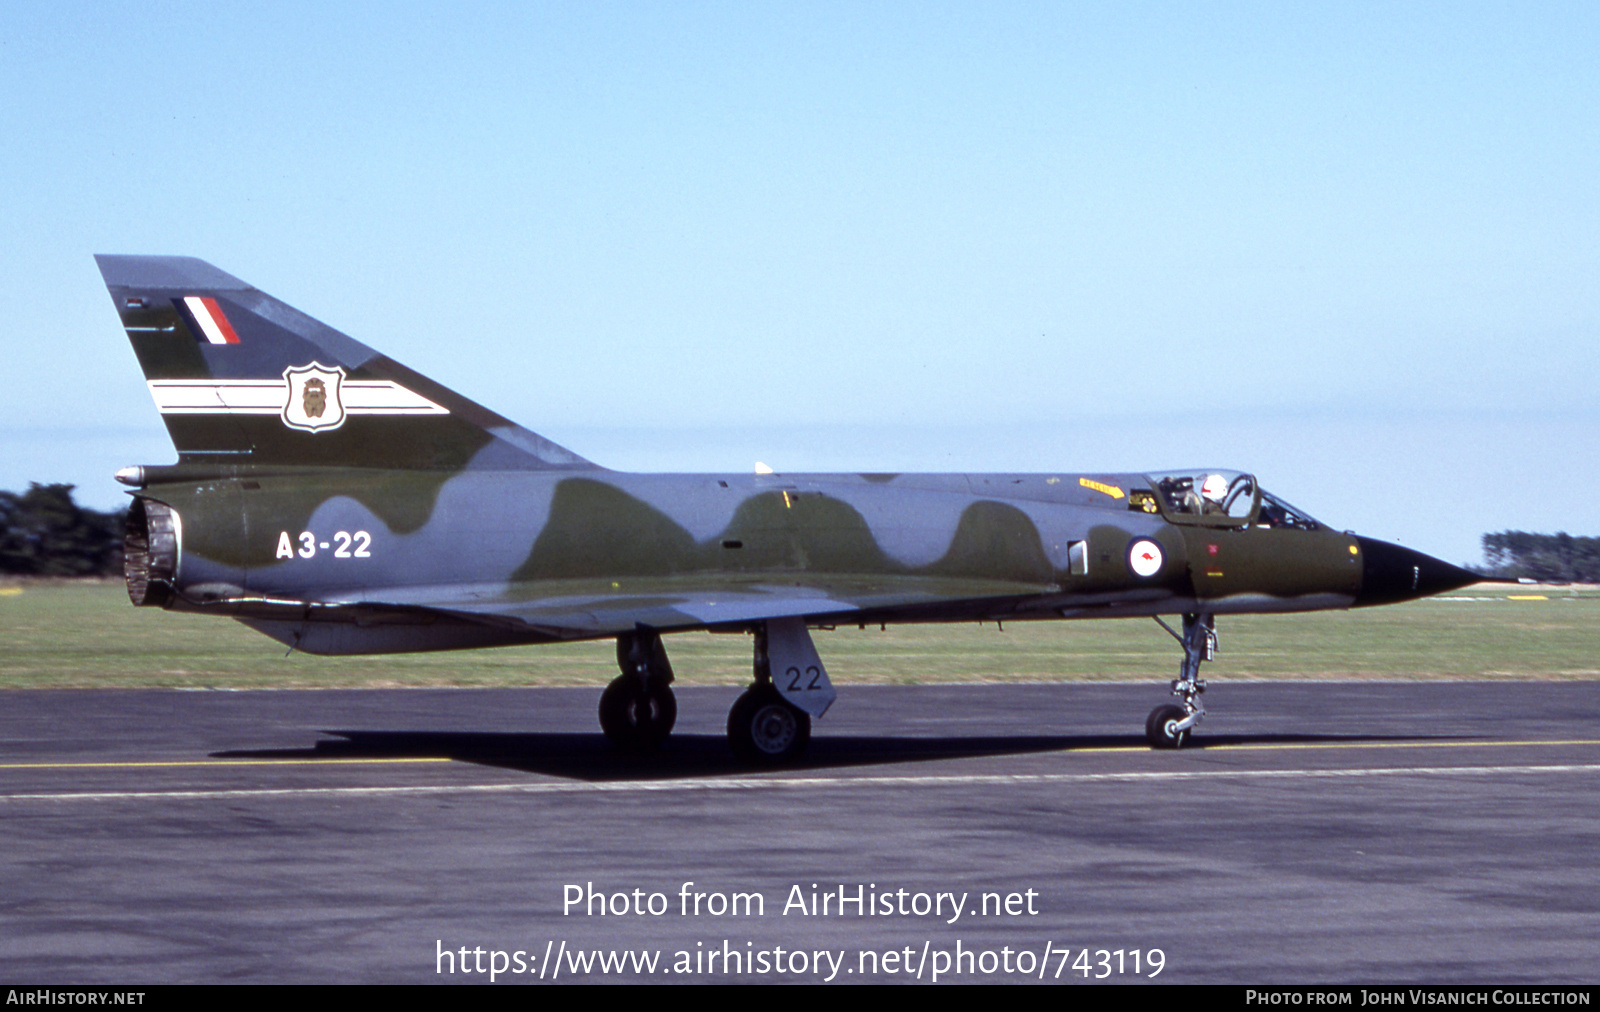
{"left": 183, "top": 296, "right": 240, "bottom": 345}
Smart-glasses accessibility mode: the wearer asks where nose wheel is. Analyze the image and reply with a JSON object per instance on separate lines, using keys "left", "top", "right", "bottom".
{"left": 1145, "top": 703, "right": 1190, "bottom": 749}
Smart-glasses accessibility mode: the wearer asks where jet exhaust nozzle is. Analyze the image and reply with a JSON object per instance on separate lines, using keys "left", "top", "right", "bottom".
{"left": 124, "top": 498, "right": 179, "bottom": 607}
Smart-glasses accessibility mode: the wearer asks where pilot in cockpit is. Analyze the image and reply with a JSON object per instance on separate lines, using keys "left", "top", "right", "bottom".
{"left": 1196, "top": 473, "right": 1229, "bottom": 515}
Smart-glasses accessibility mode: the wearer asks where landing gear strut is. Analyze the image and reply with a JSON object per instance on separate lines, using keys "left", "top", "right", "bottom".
{"left": 1147, "top": 613, "right": 1214, "bottom": 749}
{"left": 599, "top": 627, "right": 677, "bottom": 750}
{"left": 727, "top": 623, "right": 811, "bottom": 765}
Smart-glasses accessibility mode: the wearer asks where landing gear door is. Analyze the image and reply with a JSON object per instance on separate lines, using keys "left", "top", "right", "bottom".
{"left": 766, "top": 616, "right": 837, "bottom": 717}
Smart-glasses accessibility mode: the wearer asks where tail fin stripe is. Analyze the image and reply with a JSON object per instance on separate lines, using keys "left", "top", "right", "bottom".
{"left": 182, "top": 296, "right": 240, "bottom": 345}
{"left": 146, "top": 378, "right": 448, "bottom": 416}
{"left": 148, "top": 379, "right": 281, "bottom": 413}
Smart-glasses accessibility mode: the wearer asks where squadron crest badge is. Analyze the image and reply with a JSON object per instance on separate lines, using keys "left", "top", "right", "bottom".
{"left": 282, "top": 363, "right": 346, "bottom": 432}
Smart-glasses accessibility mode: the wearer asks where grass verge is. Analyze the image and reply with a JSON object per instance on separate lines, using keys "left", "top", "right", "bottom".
{"left": 1, "top": 580, "right": 1595, "bottom": 689}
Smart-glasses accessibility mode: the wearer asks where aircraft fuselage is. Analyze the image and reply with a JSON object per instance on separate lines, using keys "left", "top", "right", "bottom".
{"left": 130, "top": 465, "right": 1374, "bottom": 655}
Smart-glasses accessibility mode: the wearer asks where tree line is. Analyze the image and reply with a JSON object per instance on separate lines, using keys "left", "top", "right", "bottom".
{"left": 0, "top": 484, "right": 126, "bottom": 576}
{"left": 1480, "top": 531, "right": 1600, "bottom": 584}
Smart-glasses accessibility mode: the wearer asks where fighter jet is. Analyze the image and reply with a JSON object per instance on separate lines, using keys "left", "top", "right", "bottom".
{"left": 97, "top": 255, "right": 1483, "bottom": 763}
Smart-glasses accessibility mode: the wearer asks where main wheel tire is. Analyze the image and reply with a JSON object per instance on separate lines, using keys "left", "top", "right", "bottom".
{"left": 598, "top": 676, "right": 677, "bottom": 750}
{"left": 727, "top": 685, "right": 811, "bottom": 765}
{"left": 1145, "top": 703, "right": 1190, "bottom": 749}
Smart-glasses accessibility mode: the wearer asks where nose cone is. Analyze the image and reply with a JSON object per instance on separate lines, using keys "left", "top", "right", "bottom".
{"left": 1353, "top": 536, "right": 1483, "bottom": 607}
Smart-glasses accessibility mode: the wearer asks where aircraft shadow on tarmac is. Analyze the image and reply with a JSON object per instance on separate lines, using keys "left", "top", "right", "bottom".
{"left": 211, "top": 730, "right": 1449, "bottom": 782}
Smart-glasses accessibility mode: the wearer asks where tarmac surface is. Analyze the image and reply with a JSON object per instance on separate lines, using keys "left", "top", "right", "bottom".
{"left": 1, "top": 681, "right": 1598, "bottom": 984}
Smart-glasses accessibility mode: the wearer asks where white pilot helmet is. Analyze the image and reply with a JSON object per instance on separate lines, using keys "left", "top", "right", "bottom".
{"left": 1200, "top": 473, "right": 1228, "bottom": 502}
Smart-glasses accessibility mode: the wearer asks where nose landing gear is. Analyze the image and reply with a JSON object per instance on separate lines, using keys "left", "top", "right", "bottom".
{"left": 1147, "top": 613, "right": 1213, "bottom": 749}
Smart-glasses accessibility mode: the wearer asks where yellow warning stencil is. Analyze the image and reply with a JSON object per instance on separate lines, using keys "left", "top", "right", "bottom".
{"left": 1079, "top": 478, "right": 1124, "bottom": 499}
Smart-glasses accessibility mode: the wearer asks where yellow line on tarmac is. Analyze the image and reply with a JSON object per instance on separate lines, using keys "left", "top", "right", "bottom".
{"left": 0, "top": 757, "right": 453, "bottom": 770}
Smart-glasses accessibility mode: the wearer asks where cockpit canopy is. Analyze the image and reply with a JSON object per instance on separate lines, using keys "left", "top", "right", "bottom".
{"left": 1135, "top": 470, "right": 1321, "bottom": 530}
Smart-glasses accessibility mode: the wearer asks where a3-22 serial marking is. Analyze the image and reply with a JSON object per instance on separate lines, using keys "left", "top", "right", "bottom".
{"left": 275, "top": 530, "right": 373, "bottom": 560}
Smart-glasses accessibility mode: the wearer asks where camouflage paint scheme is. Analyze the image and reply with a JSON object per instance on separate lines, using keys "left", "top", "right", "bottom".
{"left": 97, "top": 256, "right": 1481, "bottom": 752}
{"left": 97, "top": 255, "right": 1481, "bottom": 649}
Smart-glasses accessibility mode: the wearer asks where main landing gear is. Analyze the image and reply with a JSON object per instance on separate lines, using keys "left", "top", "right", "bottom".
{"left": 1146, "top": 613, "right": 1214, "bottom": 749}
{"left": 727, "top": 624, "right": 811, "bottom": 765}
{"left": 599, "top": 622, "right": 818, "bottom": 765}
{"left": 598, "top": 628, "right": 677, "bottom": 750}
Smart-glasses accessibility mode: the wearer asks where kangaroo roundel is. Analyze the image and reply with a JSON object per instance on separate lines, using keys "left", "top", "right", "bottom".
{"left": 1128, "top": 538, "right": 1164, "bottom": 578}
{"left": 282, "top": 363, "right": 346, "bottom": 432}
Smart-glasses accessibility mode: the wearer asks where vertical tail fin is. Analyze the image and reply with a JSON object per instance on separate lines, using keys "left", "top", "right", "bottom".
{"left": 96, "top": 255, "right": 597, "bottom": 472}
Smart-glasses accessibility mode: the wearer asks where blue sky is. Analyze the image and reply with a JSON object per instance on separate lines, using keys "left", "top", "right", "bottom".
{"left": 2, "top": 2, "right": 1596, "bottom": 565}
